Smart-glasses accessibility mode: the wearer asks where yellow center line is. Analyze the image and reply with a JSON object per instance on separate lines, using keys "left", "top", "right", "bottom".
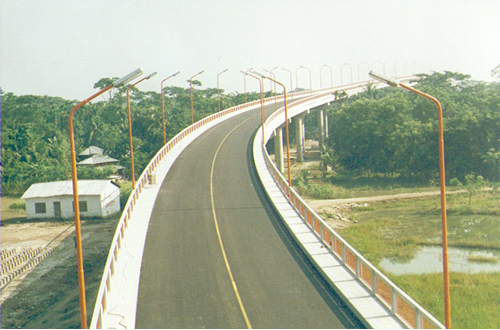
{"left": 210, "top": 115, "right": 256, "bottom": 329}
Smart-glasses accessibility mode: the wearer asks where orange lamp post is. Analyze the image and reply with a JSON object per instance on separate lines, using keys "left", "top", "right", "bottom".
{"left": 264, "top": 67, "right": 278, "bottom": 94}
{"left": 217, "top": 69, "right": 228, "bottom": 112}
{"left": 242, "top": 67, "right": 253, "bottom": 103}
{"left": 242, "top": 70, "right": 265, "bottom": 143}
{"left": 189, "top": 70, "right": 204, "bottom": 124}
{"left": 281, "top": 67, "right": 293, "bottom": 94}
{"left": 127, "top": 71, "right": 157, "bottom": 189}
{"left": 369, "top": 71, "right": 451, "bottom": 329}
{"left": 161, "top": 71, "right": 180, "bottom": 145}
{"left": 69, "top": 68, "right": 143, "bottom": 328}
{"left": 255, "top": 72, "right": 292, "bottom": 186}
{"left": 264, "top": 67, "right": 278, "bottom": 111}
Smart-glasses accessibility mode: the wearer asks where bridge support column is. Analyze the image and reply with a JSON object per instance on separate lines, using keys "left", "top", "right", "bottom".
{"left": 274, "top": 127, "right": 284, "bottom": 173}
{"left": 317, "top": 108, "right": 324, "bottom": 150}
{"left": 294, "top": 114, "right": 305, "bottom": 163}
{"left": 323, "top": 110, "right": 329, "bottom": 141}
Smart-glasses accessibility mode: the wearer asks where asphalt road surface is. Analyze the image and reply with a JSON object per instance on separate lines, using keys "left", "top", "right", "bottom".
{"left": 136, "top": 104, "right": 364, "bottom": 329}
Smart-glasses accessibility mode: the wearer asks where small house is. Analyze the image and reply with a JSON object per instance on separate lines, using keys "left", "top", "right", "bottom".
{"left": 21, "top": 180, "right": 121, "bottom": 219}
{"left": 77, "top": 146, "right": 124, "bottom": 180}
{"left": 77, "top": 155, "right": 120, "bottom": 167}
{"left": 78, "top": 146, "right": 104, "bottom": 159}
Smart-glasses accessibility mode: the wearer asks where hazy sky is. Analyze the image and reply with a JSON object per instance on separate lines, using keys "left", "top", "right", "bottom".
{"left": 1, "top": 0, "right": 499, "bottom": 100}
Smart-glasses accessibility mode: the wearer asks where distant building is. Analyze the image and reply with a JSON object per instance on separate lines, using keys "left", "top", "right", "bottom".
{"left": 78, "top": 146, "right": 104, "bottom": 159}
{"left": 21, "top": 180, "right": 121, "bottom": 219}
{"left": 77, "top": 146, "right": 124, "bottom": 179}
{"left": 77, "top": 155, "right": 120, "bottom": 167}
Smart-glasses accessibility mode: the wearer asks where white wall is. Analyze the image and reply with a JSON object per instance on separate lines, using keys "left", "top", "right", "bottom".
{"left": 25, "top": 193, "right": 120, "bottom": 219}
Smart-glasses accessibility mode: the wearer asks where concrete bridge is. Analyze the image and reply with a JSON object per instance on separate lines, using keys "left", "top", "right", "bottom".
{"left": 89, "top": 79, "right": 444, "bottom": 329}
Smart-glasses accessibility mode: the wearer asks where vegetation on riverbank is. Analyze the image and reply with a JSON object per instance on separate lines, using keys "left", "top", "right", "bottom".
{"left": 392, "top": 272, "right": 500, "bottom": 329}
{"left": 297, "top": 170, "right": 500, "bottom": 328}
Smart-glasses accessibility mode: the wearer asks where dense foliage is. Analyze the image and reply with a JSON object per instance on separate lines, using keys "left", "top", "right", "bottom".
{"left": 2, "top": 71, "right": 498, "bottom": 194}
{"left": 1, "top": 81, "right": 261, "bottom": 194}
{"left": 326, "top": 72, "right": 500, "bottom": 183}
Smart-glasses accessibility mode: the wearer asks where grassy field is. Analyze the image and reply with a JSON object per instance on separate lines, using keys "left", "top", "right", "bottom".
{"left": 335, "top": 186, "right": 500, "bottom": 328}
{"left": 1, "top": 195, "right": 27, "bottom": 222}
{"left": 392, "top": 272, "right": 500, "bottom": 329}
{"left": 288, "top": 152, "right": 500, "bottom": 327}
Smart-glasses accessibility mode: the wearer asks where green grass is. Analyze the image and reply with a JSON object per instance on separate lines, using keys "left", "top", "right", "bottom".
{"left": 468, "top": 254, "right": 499, "bottom": 263}
{"left": 392, "top": 273, "right": 500, "bottom": 329}
{"left": 292, "top": 165, "right": 465, "bottom": 199}
{"left": 335, "top": 188, "right": 500, "bottom": 328}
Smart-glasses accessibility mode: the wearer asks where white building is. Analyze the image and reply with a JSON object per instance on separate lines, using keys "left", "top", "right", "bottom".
{"left": 21, "top": 180, "right": 121, "bottom": 219}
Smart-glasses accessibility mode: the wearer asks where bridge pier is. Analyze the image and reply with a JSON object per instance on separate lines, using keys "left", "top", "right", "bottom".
{"left": 294, "top": 114, "right": 305, "bottom": 163}
{"left": 324, "top": 108, "right": 329, "bottom": 141}
{"left": 317, "top": 108, "right": 324, "bottom": 150}
{"left": 316, "top": 106, "right": 329, "bottom": 150}
{"left": 274, "top": 126, "right": 284, "bottom": 173}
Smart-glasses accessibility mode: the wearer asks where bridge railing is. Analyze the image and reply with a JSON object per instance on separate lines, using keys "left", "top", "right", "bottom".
{"left": 90, "top": 88, "right": 324, "bottom": 328}
{"left": 258, "top": 83, "right": 444, "bottom": 329}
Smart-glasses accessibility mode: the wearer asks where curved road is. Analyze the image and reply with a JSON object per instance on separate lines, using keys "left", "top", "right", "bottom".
{"left": 136, "top": 104, "right": 363, "bottom": 328}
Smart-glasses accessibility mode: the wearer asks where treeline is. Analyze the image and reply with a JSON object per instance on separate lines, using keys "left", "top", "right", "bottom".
{"left": 1, "top": 80, "right": 262, "bottom": 194}
{"left": 326, "top": 72, "right": 500, "bottom": 183}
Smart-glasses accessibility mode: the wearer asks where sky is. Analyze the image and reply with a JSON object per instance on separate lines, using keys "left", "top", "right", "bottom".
{"left": 1, "top": 0, "right": 499, "bottom": 101}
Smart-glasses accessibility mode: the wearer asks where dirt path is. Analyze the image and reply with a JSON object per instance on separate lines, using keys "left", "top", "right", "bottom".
{"left": 305, "top": 189, "right": 470, "bottom": 208}
{"left": 0, "top": 222, "right": 75, "bottom": 303}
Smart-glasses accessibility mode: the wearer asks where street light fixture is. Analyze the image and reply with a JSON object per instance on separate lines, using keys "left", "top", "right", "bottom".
{"left": 217, "top": 69, "right": 228, "bottom": 112}
{"left": 69, "top": 68, "right": 143, "bottom": 328}
{"left": 320, "top": 64, "right": 333, "bottom": 89}
{"left": 369, "top": 71, "right": 452, "bottom": 329}
{"left": 264, "top": 67, "right": 278, "bottom": 111}
{"left": 241, "top": 70, "right": 265, "bottom": 142}
{"left": 253, "top": 71, "right": 292, "bottom": 186}
{"left": 127, "top": 71, "right": 158, "bottom": 189}
{"left": 264, "top": 67, "right": 278, "bottom": 94}
{"left": 189, "top": 70, "right": 205, "bottom": 124}
{"left": 242, "top": 67, "right": 253, "bottom": 103}
{"left": 161, "top": 71, "right": 180, "bottom": 145}
{"left": 281, "top": 67, "right": 293, "bottom": 94}
{"left": 297, "top": 66, "right": 312, "bottom": 94}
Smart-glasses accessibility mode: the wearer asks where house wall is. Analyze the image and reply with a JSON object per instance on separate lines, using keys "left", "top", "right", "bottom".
{"left": 25, "top": 191, "right": 120, "bottom": 219}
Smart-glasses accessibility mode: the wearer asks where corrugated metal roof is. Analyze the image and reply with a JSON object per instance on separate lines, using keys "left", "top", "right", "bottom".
{"left": 77, "top": 155, "right": 119, "bottom": 165}
{"left": 78, "top": 146, "right": 104, "bottom": 156}
{"left": 21, "top": 180, "right": 119, "bottom": 199}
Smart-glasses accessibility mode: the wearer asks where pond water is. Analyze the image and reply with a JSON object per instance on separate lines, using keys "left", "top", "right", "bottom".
{"left": 379, "top": 246, "right": 500, "bottom": 275}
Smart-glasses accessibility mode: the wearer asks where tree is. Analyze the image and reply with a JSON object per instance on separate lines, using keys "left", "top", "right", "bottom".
{"left": 464, "top": 174, "right": 487, "bottom": 206}
{"left": 492, "top": 64, "right": 500, "bottom": 80}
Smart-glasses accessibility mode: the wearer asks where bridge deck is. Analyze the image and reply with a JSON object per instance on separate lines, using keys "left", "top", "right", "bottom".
{"left": 135, "top": 105, "right": 362, "bottom": 328}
